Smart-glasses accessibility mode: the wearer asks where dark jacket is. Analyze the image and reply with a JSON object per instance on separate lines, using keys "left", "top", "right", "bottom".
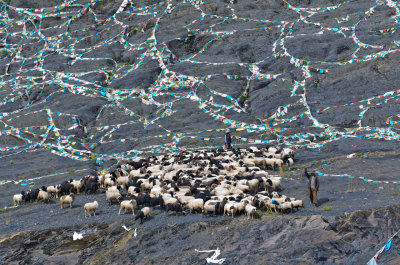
{"left": 305, "top": 169, "right": 319, "bottom": 191}
{"left": 225, "top": 133, "right": 231, "bottom": 144}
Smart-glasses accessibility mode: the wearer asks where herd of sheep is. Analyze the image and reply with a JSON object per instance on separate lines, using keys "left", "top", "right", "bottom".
{"left": 12, "top": 146, "right": 302, "bottom": 223}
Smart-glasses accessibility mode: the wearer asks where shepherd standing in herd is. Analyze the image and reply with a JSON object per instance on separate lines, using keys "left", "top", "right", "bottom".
{"left": 305, "top": 168, "right": 320, "bottom": 206}
{"left": 224, "top": 129, "right": 232, "bottom": 150}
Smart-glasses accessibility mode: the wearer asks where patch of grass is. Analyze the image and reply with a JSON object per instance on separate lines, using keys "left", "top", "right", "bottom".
{"left": 195, "top": 66, "right": 200, "bottom": 72}
{"left": 53, "top": 218, "right": 57, "bottom": 221}
{"left": 355, "top": 152, "right": 364, "bottom": 157}
{"left": 390, "top": 192, "right": 398, "bottom": 196}
{"left": 324, "top": 205, "right": 333, "bottom": 211}
{"left": 9, "top": 160, "right": 13, "bottom": 165}
{"left": 35, "top": 170, "right": 40, "bottom": 174}
{"left": 68, "top": 169, "right": 75, "bottom": 173}
{"left": 265, "top": 209, "right": 279, "bottom": 215}
{"left": 381, "top": 195, "right": 387, "bottom": 198}
{"left": 255, "top": 209, "right": 263, "bottom": 218}
{"left": 5, "top": 216, "right": 10, "bottom": 225}
{"left": 48, "top": 158, "right": 52, "bottom": 161}
{"left": 342, "top": 202, "right": 347, "bottom": 206}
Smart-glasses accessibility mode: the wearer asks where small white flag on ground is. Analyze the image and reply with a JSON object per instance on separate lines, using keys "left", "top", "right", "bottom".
{"left": 73, "top": 232, "right": 83, "bottom": 240}
{"left": 195, "top": 248, "right": 225, "bottom": 264}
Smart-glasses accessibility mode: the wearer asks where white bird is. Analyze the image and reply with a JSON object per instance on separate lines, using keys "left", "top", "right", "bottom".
{"left": 73, "top": 232, "right": 83, "bottom": 240}
{"left": 134, "top": 228, "right": 138, "bottom": 238}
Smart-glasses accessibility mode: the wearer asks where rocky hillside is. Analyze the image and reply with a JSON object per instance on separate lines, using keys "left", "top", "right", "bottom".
{"left": 1, "top": 0, "right": 400, "bottom": 264}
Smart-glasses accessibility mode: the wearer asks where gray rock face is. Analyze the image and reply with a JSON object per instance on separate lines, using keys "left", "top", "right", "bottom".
{"left": 1, "top": 0, "right": 400, "bottom": 263}
{"left": 1, "top": 205, "right": 400, "bottom": 264}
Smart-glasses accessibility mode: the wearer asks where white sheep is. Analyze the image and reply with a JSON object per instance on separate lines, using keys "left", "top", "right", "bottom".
{"left": 37, "top": 190, "right": 50, "bottom": 202}
{"left": 203, "top": 200, "right": 219, "bottom": 215}
{"left": 60, "top": 193, "right": 75, "bottom": 209}
{"left": 185, "top": 198, "right": 204, "bottom": 213}
{"left": 71, "top": 179, "right": 83, "bottom": 194}
{"left": 84, "top": 201, "right": 99, "bottom": 218}
{"left": 279, "top": 202, "right": 293, "bottom": 212}
{"left": 104, "top": 177, "right": 115, "bottom": 188}
{"left": 106, "top": 190, "right": 121, "bottom": 205}
{"left": 224, "top": 203, "right": 236, "bottom": 217}
{"left": 13, "top": 193, "right": 23, "bottom": 206}
{"left": 245, "top": 203, "right": 256, "bottom": 219}
{"left": 177, "top": 195, "right": 195, "bottom": 204}
{"left": 234, "top": 200, "right": 248, "bottom": 215}
{"left": 291, "top": 200, "right": 303, "bottom": 208}
{"left": 117, "top": 176, "right": 130, "bottom": 186}
{"left": 119, "top": 199, "right": 137, "bottom": 215}
{"left": 269, "top": 177, "right": 282, "bottom": 190}
{"left": 47, "top": 185, "right": 60, "bottom": 198}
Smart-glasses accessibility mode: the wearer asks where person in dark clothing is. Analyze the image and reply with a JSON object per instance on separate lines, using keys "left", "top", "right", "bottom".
{"left": 305, "top": 168, "right": 319, "bottom": 206}
{"left": 224, "top": 129, "right": 232, "bottom": 149}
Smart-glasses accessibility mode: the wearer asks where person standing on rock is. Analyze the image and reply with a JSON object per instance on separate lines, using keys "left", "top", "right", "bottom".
{"left": 224, "top": 129, "right": 232, "bottom": 150}
{"left": 305, "top": 168, "right": 319, "bottom": 206}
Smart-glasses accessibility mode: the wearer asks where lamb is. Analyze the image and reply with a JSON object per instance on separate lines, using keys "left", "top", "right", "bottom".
{"left": 37, "top": 190, "right": 50, "bottom": 202}
{"left": 47, "top": 185, "right": 61, "bottom": 198}
{"left": 184, "top": 198, "right": 204, "bottom": 213}
{"left": 135, "top": 207, "right": 151, "bottom": 224}
{"left": 60, "top": 193, "right": 75, "bottom": 209}
{"left": 84, "top": 201, "right": 99, "bottom": 218}
{"left": 119, "top": 199, "right": 137, "bottom": 215}
{"left": 13, "top": 193, "right": 23, "bottom": 206}
{"left": 106, "top": 190, "right": 122, "bottom": 205}
{"left": 245, "top": 203, "right": 256, "bottom": 219}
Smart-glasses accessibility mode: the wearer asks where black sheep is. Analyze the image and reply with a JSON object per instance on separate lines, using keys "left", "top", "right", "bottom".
{"left": 148, "top": 197, "right": 163, "bottom": 207}
{"left": 22, "top": 191, "right": 31, "bottom": 203}
{"left": 135, "top": 209, "right": 150, "bottom": 224}
{"left": 85, "top": 182, "right": 98, "bottom": 194}
{"left": 60, "top": 181, "right": 73, "bottom": 195}
{"left": 29, "top": 188, "right": 39, "bottom": 202}
{"left": 165, "top": 203, "right": 183, "bottom": 214}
